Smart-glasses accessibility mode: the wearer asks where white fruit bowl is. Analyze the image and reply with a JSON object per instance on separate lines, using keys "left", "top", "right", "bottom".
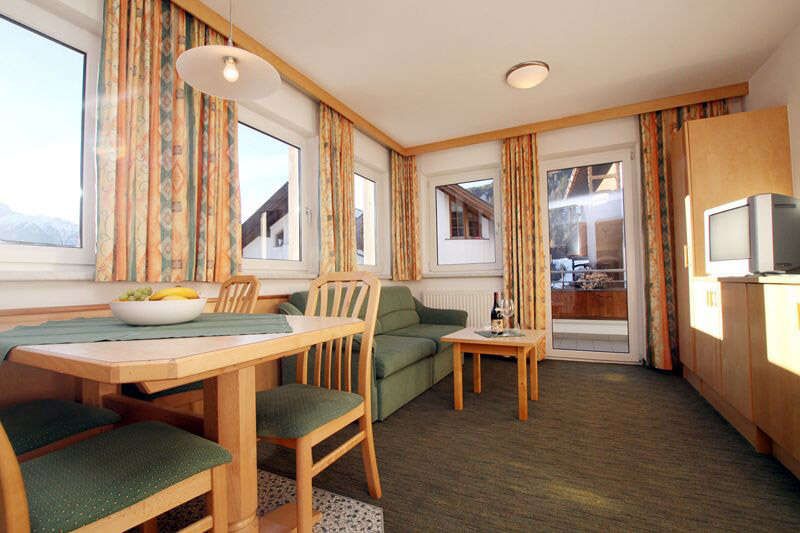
{"left": 110, "top": 298, "right": 207, "bottom": 326}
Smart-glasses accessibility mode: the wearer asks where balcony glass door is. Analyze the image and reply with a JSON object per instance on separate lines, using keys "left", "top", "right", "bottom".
{"left": 541, "top": 148, "right": 643, "bottom": 362}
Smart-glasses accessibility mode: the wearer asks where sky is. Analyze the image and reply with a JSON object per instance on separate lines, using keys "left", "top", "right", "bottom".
{"left": 237, "top": 122, "right": 296, "bottom": 223}
{"left": 0, "top": 16, "right": 84, "bottom": 223}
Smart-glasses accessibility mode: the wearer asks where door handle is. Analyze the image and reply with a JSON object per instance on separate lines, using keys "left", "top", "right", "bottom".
{"left": 683, "top": 244, "right": 688, "bottom": 269}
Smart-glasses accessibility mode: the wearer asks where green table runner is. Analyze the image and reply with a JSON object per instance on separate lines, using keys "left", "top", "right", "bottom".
{"left": 0, "top": 313, "right": 292, "bottom": 361}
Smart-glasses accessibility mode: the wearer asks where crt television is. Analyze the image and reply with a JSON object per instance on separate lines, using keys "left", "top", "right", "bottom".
{"left": 704, "top": 193, "right": 800, "bottom": 275}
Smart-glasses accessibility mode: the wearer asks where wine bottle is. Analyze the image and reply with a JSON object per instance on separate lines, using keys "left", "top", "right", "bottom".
{"left": 490, "top": 291, "right": 504, "bottom": 335}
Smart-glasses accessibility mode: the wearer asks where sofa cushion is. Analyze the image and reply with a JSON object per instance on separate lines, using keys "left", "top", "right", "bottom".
{"left": 21, "top": 421, "right": 231, "bottom": 533}
{"left": 375, "top": 286, "right": 420, "bottom": 334}
{"left": 389, "top": 324, "right": 464, "bottom": 352}
{"left": 285, "top": 286, "right": 422, "bottom": 335}
{"left": 373, "top": 334, "right": 436, "bottom": 378}
{"left": 288, "top": 289, "right": 367, "bottom": 318}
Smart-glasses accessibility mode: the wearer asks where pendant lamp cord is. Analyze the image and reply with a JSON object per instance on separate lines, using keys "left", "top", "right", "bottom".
{"left": 227, "top": 0, "right": 233, "bottom": 46}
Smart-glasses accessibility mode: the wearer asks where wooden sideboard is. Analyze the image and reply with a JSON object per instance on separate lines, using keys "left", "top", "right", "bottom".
{"left": 0, "top": 294, "right": 289, "bottom": 408}
{"left": 670, "top": 106, "right": 799, "bottom": 477}
{"left": 683, "top": 277, "right": 800, "bottom": 478}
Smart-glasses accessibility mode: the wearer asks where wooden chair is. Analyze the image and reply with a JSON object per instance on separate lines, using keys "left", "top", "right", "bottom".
{"left": 0, "top": 420, "right": 229, "bottom": 533}
{"left": 213, "top": 275, "right": 261, "bottom": 314}
{"left": 254, "top": 272, "right": 382, "bottom": 532}
{"left": 0, "top": 399, "right": 120, "bottom": 462}
{"left": 125, "top": 275, "right": 262, "bottom": 413}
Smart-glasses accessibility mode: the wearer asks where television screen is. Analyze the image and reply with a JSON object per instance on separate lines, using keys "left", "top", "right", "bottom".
{"left": 709, "top": 205, "right": 750, "bottom": 261}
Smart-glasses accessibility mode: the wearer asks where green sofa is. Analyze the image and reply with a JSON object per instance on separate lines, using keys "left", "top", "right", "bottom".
{"left": 278, "top": 286, "right": 467, "bottom": 421}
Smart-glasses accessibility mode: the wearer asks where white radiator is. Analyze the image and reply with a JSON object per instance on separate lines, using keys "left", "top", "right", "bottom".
{"left": 422, "top": 290, "right": 494, "bottom": 328}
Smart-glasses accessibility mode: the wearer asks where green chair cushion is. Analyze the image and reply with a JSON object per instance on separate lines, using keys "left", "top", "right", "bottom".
{"left": 387, "top": 324, "right": 464, "bottom": 352}
{"left": 373, "top": 335, "right": 437, "bottom": 378}
{"left": 21, "top": 421, "right": 231, "bottom": 533}
{"left": 255, "top": 383, "right": 363, "bottom": 439}
{"left": 121, "top": 380, "right": 204, "bottom": 401}
{"left": 0, "top": 399, "right": 121, "bottom": 456}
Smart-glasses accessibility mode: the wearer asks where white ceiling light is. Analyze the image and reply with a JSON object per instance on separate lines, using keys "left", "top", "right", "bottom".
{"left": 176, "top": 0, "right": 281, "bottom": 101}
{"left": 505, "top": 61, "right": 550, "bottom": 89}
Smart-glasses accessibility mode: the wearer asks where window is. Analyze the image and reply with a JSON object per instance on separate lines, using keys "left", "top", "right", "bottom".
{"left": 433, "top": 177, "right": 497, "bottom": 266}
{"left": 237, "top": 106, "right": 317, "bottom": 278}
{"left": 354, "top": 173, "right": 376, "bottom": 266}
{"left": 0, "top": 3, "right": 99, "bottom": 278}
{"left": 238, "top": 123, "right": 300, "bottom": 262}
{"left": 449, "top": 201, "right": 464, "bottom": 237}
{"left": 0, "top": 15, "right": 85, "bottom": 248}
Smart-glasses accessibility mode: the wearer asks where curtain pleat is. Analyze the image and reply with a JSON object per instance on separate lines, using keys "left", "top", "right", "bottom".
{"left": 502, "top": 134, "right": 547, "bottom": 338}
{"left": 390, "top": 151, "right": 422, "bottom": 281}
{"left": 318, "top": 103, "right": 355, "bottom": 273}
{"left": 639, "top": 99, "right": 731, "bottom": 370}
{"left": 95, "top": 0, "right": 240, "bottom": 283}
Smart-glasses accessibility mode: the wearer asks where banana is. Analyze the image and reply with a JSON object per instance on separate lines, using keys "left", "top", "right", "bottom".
{"left": 161, "top": 295, "right": 189, "bottom": 301}
{"left": 149, "top": 286, "right": 199, "bottom": 301}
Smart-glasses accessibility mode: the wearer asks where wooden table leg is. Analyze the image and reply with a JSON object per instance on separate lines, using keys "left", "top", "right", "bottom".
{"left": 516, "top": 347, "right": 528, "bottom": 421}
{"left": 529, "top": 346, "right": 538, "bottom": 401}
{"left": 80, "top": 380, "right": 119, "bottom": 407}
{"left": 472, "top": 353, "right": 482, "bottom": 394}
{"left": 204, "top": 368, "right": 258, "bottom": 533}
{"left": 453, "top": 343, "right": 463, "bottom": 410}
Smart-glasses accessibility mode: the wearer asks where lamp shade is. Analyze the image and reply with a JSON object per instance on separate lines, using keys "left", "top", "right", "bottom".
{"left": 176, "top": 44, "right": 281, "bottom": 101}
{"left": 505, "top": 61, "right": 550, "bottom": 89}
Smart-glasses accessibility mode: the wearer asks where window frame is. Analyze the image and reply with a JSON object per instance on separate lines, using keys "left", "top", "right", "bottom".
{"left": 238, "top": 105, "right": 319, "bottom": 279}
{"left": 353, "top": 160, "right": 390, "bottom": 277}
{"left": 0, "top": 0, "right": 99, "bottom": 281}
{"left": 424, "top": 165, "right": 502, "bottom": 276}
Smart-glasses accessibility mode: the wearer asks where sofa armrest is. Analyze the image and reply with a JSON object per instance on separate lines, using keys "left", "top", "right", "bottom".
{"left": 414, "top": 298, "right": 468, "bottom": 326}
{"left": 278, "top": 302, "right": 303, "bottom": 315}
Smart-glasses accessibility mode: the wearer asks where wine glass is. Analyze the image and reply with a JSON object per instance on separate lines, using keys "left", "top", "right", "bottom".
{"left": 499, "top": 298, "right": 515, "bottom": 330}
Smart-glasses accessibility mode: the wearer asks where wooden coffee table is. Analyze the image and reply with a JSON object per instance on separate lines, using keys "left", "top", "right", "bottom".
{"left": 441, "top": 328, "right": 546, "bottom": 420}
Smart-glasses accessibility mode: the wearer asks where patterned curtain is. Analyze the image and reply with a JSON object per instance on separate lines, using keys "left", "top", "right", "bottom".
{"left": 318, "top": 103, "right": 355, "bottom": 273}
{"left": 639, "top": 99, "right": 731, "bottom": 370}
{"left": 390, "top": 151, "right": 422, "bottom": 281}
{"left": 95, "top": 0, "right": 240, "bottom": 282}
{"left": 502, "top": 134, "right": 547, "bottom": 337}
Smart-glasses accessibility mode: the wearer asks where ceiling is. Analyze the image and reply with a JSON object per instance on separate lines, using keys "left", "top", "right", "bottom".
{"left": 206, "top": 0, "right": 800, "bottom": 147}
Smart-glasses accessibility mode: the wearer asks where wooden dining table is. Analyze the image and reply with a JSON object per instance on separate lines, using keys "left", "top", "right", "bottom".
{"left": 6, "top": 314, "right": 364, "bottom": 533}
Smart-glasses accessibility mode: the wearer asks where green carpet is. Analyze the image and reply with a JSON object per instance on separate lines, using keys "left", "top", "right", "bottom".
{"left": 258, "top": 358, "right": 800, "bottom": 531}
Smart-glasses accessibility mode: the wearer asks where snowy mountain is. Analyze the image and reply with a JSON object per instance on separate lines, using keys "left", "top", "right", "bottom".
{"left": 0, "top": 203, "right": 80, "bottom": 247}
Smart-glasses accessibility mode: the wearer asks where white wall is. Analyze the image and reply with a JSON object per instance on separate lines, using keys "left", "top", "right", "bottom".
{"left": 746, "top": 21, "right": 800, "bottom": 195}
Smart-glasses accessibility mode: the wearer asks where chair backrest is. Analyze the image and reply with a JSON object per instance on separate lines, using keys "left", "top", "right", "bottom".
{"left": 214, "top": 275, "right": 260, "bottom": 313}
{"left": 304, "top": 272, "right": 380, "bottom": 405}
{"left": 0, "top": 423, "right": 29, "bottom": 533}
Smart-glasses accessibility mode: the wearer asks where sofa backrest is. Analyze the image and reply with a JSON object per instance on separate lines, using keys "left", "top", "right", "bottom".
{"left": 287, "top": 285, "right": 419, "bottom": 334}
{"left": 374, "top": 286, "right": 419, "bottom": 334}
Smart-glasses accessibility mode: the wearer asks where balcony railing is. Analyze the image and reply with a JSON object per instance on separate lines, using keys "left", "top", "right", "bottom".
{"left": 550, "top": 268, "right": 627, "bottom": 290}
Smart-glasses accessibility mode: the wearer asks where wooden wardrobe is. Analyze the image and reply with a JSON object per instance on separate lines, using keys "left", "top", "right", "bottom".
{"left": 670, "top": 106, "right": 799, "bottom": 477}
